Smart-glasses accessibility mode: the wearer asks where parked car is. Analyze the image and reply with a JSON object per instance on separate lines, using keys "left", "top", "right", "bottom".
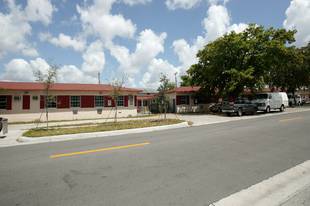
{"left": 208, "top": 102, "right": 222, "bottom": 113}
{"left": 287, "top": 93, "right": 302, "bottom": 106}
{"left": 253, "top": 92, "right": 288, "bottom": 113}
{"left": 221, "top": 97, "right": 258, "bottom": 116}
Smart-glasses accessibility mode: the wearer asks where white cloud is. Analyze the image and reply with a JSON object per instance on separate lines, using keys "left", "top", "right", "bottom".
{"left": 203, "top": 4, "right": 247, "bottom": 42}
{"left": 57, "top": 65, "right": 97, "bottom": 83}
{"left": 81, "top": 41, "right": 105, "bottom": 76}
{"left": 172, "top": 2, "right": 247, "bottom": 76}
{"left": 0, "top": 0, "right": 55, "bottom": 58}
{"left": 140, "top": 58, "right": 179, "bottom": 88}
{"left": 203, "top": 4, "right": 230, "bottom": 42}
{"left": 108, "top": 29, "right": 167, "bottom": 76}
{"left": 39, "top": 33, "right": 86, "bottom": 52}
{"left": 165, "top": 0, "right": 201, "bottom": 10}
{"left": 0, "top": 2, "right": 36, "bottom": 58}
{"left": 172, "top": 36, "right": 206, "bottom": 73}
{"left": 77, "top": 0, "right": 136, "bottom": 42}
{"left": 1, "top": 58, "right": 49, "bottom": 82}
{"left": 123, "top": 0, "right": 152, "bottom": 6}
{"left": 0, "top": 57, "right": 100, "bottom": 83}
{"left": 25, "top": 0, "right": 54, "bottom": 26}
{"left": 283, "top": 0, "right": 310, "bottom": 47}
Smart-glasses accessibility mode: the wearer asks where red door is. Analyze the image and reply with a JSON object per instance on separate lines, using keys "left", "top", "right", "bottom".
{"left": 23, "top": 95, "right": 30, "bottom": 110}
{"left": 57, "top": 96, "right": 70, "bottom": 108}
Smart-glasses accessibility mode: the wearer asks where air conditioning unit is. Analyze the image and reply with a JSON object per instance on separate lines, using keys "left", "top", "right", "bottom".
{"left": 13, "top": 96, "right": 21, "bottom": 101}
{"left": 72, "top": 109, "right": 78, "bottom": 115}
{"left": 97, "top": 108, "right": 102, "bottom": 114}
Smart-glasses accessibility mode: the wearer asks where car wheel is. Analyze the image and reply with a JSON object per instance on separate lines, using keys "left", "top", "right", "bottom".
{"left": 226, "top": 112, "right": 231, "bottom": 116}
{"left": 280, "top": 105, "right": 285, "bottom": 112}
{"left": 252, "top": 109, "right": 257, "bottom": 115}
{"left": 237, "top": 108, "right": 242, "bottom": 117}
{"left": 265, "top": 106, "right": 270, "bottom": 113}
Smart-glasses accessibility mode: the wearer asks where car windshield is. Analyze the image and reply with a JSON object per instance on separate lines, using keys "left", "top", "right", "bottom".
{"left": 235, "top": 98, "right": 249, "bottom": 104}
{"left": 256, "top": 94, "right": 268, "bottom": 99}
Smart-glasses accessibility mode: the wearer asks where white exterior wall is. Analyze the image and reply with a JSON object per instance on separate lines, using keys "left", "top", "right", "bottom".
{"left": 167, "top": 92, "right": 208, "bottom": 113}
{"left": 0, "top": 90, "right": 138, "bottom": 121}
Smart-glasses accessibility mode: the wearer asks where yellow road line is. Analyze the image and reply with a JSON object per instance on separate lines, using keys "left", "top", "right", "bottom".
{"left": 279, "top": 117, "right": 303, "bottom": 122}
{"left": 50, "top": 142, "right": 150, "bottom": 159}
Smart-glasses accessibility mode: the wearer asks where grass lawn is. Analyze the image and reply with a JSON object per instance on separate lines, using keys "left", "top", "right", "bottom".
{"left": 23, "top": 119, "right": 184, "bottom": 137}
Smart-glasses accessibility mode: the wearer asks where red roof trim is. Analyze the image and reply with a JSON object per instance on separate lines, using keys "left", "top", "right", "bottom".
{"left": 0, "top": 81, "right": 142, "bottom": 93}
{"left": 167, "top": 86, "right": 201, "bottom": 94}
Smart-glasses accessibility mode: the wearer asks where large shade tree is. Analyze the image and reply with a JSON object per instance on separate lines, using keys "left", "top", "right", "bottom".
{"left": 181, "top": 24, "right": 301, "bottom": 99}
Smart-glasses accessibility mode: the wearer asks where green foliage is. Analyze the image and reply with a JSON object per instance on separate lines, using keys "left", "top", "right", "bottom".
{"left": 181, "top": 24, "right": 309, "bottom": 98}
{"left": 157, "top": 74, "right": 175, "bottom": 118}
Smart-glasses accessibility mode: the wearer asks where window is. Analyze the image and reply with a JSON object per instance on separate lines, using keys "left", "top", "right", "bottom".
{"left": 32, "top": 96, "right": 38, "bottom": 101}
{"left": 0, "top": 96, "right": 7, "bottom": 109}
{"left": 71, "top": 96, "right": 80, "bottom": 108}
{"left": 95, "top": 96, "right": 104, "bottom": 107}
{"left": 179, "top": 96, "right": 189, "bottom": 105}
{"left": 47, "top": 96, "right": 57, "bottom": 108}
{"left": 117, "top": 96, "right": 124, "bottom": 106}
{"left": 14, "top": 96, "right": 21, "bottom": 101}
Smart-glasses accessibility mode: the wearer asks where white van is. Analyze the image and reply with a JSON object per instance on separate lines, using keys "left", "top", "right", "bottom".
{"left": 254, "top": 92, "right": 289, "bottom": 113}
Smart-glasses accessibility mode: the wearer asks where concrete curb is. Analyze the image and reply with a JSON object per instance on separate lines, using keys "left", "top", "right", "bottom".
{"left": 209, "top": 160, "right": 310, "bottom": 206}
{"left": 17, "top": 122, "right": 189, "bottom": 145}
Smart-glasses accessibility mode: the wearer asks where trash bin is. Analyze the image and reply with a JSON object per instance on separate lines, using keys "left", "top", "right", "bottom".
{"left": 0, "top": 117, "right": 8, "bottom": 136}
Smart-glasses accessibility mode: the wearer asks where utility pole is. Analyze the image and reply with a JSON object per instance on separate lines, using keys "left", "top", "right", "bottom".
{"left": 174, "top": 72, "right": 178, "bottom": 88}
{"left": 98, "top": 72, "right": 101, "bottom": 84}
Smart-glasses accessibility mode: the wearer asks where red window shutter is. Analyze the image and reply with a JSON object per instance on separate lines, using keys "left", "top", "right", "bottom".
{"left": 81, "top": 96, "right": 94, "bottom": 108}
{"left": 104, "top": 96, "right": 109, "bottom": 107}
{"left": 6, "top": 95, "right": 12, "bottom": 110}
{"left": 134, "top": 96, "right": 137, "bottom": 106}
{"left": 124, "top": 96, "right": 128, "bottom": 107}
{"left": 112, "top": 98, "right": 115, "bottom": 107}
{"left": 40, "top": 95, "right": 45, "bottom": 109}
{"left": 176, "top": 96, "right": 180, "bottom": 105}
{"left": 138, "top": 100, "right": 141, "bottom": 106}
{"left": 22, "top": 95, "right": 30, "bottom": 110}
{"left": 57, "top": 96, "right": 70, "bottom": 108}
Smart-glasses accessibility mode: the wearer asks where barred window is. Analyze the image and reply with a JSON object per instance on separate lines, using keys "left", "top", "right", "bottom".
{"left": 0, "top": 96, "right": 7, "bottom": 109}
{"left": 180, "top": 96, "right": 189, "bottom": 105}
{"left": 70, "top": 96, "right": 80, "bottom": 108}
{"left": 95, "top": 96, "right": 104, "bottom": 107}
{"left": 117, "top": 96, "right": 124, "bottom": 106}
{"left": 47, "top": 96, "right": 57, "bottom": 108}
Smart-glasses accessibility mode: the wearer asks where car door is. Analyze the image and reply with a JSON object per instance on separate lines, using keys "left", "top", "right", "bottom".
{"left": 269, "top": 94, "right": 275, "bottom": 109}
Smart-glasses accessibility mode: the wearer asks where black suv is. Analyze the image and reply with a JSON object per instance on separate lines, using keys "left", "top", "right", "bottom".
{"left": 221, "top": 97, "right": 258, "bottom": 116}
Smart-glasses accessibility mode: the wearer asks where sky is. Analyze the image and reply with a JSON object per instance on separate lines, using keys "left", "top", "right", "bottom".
{"left": 0, "top": 0, "right": 309, "bottom": 89}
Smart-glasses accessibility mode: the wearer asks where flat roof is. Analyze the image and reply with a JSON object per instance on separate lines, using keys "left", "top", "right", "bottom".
{"left": 0, "top": 81, "right": 142, "bottom": 93}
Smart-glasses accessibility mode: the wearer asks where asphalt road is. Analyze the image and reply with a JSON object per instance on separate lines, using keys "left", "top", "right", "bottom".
{"left": 0, "top": 111, "right": 310, "bottom": 206}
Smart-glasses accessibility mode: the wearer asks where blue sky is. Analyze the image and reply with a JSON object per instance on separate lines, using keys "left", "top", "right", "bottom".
{"left": 0, "top": 0, "right": 308, "bottom": 88}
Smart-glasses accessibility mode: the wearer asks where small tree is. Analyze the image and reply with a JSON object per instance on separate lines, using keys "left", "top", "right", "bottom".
{"left": 110, "top": 76, "right": 126, "bottom": 123}
{"left": 157, "top": 74, "right": 175, "bottom": 119}
{"left": 34, "top": 65, "right": 57, "bottom": 129}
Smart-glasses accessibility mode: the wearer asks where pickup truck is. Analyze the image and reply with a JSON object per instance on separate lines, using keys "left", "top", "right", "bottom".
{"left": 221, "top": 98, "right": 258, "bottom": 116}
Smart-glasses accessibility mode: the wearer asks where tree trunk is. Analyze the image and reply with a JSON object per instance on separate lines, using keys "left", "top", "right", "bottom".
{"left": 114, "top": 105, "right": 117, "bottom": 123}
{"left": 164, "top": 103, "right": 167, "bottom": 119}
{"left": 46, "top": 89, "right": 49, "bottom": 130}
